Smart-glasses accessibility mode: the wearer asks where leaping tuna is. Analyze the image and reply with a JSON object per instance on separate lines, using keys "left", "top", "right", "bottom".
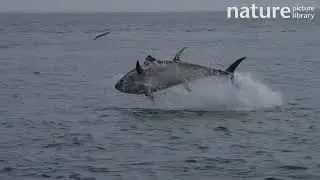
{"left": 115, "top": 47, "right": 246, "bottom": 98}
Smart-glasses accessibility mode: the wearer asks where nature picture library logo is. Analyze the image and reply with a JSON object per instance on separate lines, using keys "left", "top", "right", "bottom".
{"left": 227, "top": 4, "right": 316, "bottom": 20}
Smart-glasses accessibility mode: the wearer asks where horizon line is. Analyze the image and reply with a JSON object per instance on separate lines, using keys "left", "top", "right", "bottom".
{"left": 0, "top": 10, "right": 226, "bottom": 13}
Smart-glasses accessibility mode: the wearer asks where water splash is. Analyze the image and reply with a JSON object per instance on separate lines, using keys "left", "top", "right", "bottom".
{"left": 152, "top": 73, "right": 283, "bottom": 111}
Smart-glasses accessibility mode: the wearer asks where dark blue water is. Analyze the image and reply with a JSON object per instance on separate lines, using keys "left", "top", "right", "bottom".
{"left": 0, "top": 12, "right": 319, "bottom": 180}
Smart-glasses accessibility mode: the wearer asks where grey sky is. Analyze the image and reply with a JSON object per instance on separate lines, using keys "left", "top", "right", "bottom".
{"left": 0, "top": 0, "right": 319, "bottom": 12}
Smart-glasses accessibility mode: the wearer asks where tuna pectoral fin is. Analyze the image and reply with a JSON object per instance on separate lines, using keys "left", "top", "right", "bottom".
{"left": 182, "top": 82, "right": 192, "bottom": 92}
{"left": 144, "top": 91, "right": 155, "bottom": 103}
{"left": 225, "top": 57, "right": 247, "bottom": 73}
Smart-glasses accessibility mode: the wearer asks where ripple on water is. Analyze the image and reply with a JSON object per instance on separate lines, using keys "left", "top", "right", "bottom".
{"left": 184, "top": 156, "right": 247, "bottom": 165}
{"left": 43, "top": 132, "right": 93, "bottom": 148}
{"left": 128, "top": 161, "right": 154, "bottom": 166}
{"left": 184, "top": 159, "right": 197, "bottom": 163}
{"left": 69, "top": 173, "right": 96, "bottom": 180}
{"left": 279, "top": 165, "right": 308, "bottom": 171}
{"left": 264, "top": 177, "right": 286, "bottom": 180}
{"left": 214, "top": 126, "right": 230, "bottom": 133}
{"left": 197, "top": 146, "right": 210, "bottom": 151}
{"left": 0, "top": 167, "right": 13, "bottom": 172}
{"left": 87, "top": 166, "right": 109, "bottom": 173}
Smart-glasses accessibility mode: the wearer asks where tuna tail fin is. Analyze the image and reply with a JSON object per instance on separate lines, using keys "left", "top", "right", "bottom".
{"left": 173, "top": 47, "right": 188, "bottom": 62}
{"left": 93, "top": 31, "right": 111, "bottom": 40}
{"left": 225, "top": 57, "right": 246, "bottom": 73}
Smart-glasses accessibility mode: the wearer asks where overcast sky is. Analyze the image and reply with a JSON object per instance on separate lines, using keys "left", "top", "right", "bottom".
{"left": 0, "top": 0, "right": 319, "bottom": 12}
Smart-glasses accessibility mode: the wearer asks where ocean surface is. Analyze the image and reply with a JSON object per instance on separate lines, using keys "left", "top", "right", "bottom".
{"left": 0, "top": 12, "right": 319, "bottom": 180}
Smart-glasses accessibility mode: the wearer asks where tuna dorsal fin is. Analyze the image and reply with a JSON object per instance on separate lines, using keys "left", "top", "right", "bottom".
{"left": 146, "top": 55, "right": 156, "bottom": 62}
{"left": 173, "top": 47, "right": 188, "bottom": 62}
{"left": 225, "top": 57, "right": 247, "bottom": 73}
{"left": 136, "top": 60, "right": 144, "bottom": 74}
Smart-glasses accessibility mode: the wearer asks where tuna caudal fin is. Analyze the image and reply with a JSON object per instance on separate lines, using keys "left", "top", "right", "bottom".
{"left": 173, "top": 47, "right": 188, "bottom": 62}
{"left": 93, "top": 31, "right": 111, "bottom": 40}
{"left": 225, "top": 57, "right": 246, "bottom": 73}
